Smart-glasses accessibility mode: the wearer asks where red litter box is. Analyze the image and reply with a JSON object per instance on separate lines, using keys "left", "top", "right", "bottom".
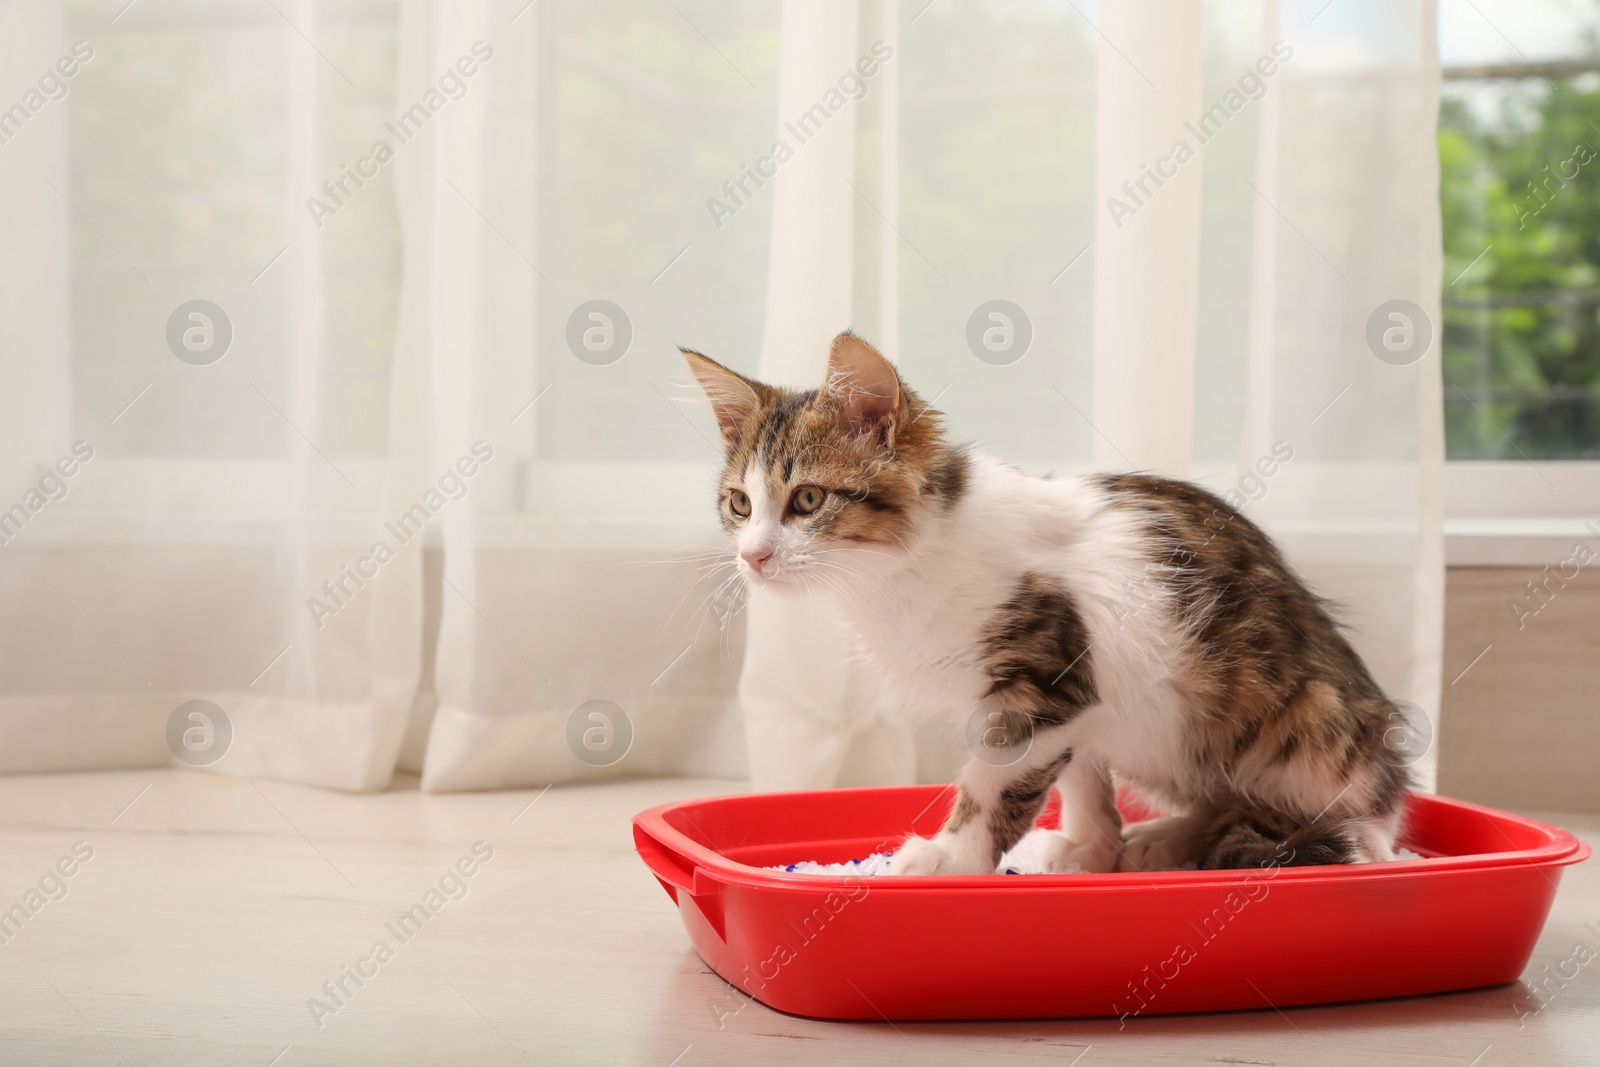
{"left": 633, "top": 785, "right": 1589, "bottom": 1020}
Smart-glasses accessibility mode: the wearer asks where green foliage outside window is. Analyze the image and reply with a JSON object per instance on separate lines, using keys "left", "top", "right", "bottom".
{"left": 1440, "top": 75, "right": 1600, "bottom": 459}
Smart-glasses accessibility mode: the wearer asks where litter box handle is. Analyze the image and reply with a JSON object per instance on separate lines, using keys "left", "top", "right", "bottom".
{"left": 635, "top": 829, "right": 697, "bottom": 895}
{"left": 634, "top": 823, "right": 727, "bottom": 940}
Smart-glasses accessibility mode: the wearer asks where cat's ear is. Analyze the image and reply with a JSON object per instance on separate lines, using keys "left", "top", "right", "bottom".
{"left": 681, "top": 348, "right": 762, "bottom": 449}
{"left": 823, "top": 332, "right": 900, "bottom": 451}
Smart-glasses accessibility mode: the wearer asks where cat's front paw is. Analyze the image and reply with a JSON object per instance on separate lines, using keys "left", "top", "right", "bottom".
{"left": 1036, "top": 833, "right": 1120, "bottom": 874}
{"left": 888, "top": 835, "right": 953, "bottom": 875}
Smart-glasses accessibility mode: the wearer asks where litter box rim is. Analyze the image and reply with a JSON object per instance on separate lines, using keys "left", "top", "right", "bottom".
{"left": 633, "top": 786, "right": 1589, "bottom": 895}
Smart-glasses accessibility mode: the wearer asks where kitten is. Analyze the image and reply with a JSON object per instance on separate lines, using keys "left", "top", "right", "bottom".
{"left": 684, "top": 332, "right": 1411, "bottom": 874}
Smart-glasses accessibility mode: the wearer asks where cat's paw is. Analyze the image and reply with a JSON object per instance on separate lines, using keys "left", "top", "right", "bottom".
{"left": 888, "top": 835, "right": 954, "bottom": 875}
{"left": 1118, "top": 816, "right": 1197, "bottom": 872}
{"left": 890, "top": 834, "right": 1001, "bottom": 875}
{"left": 1036, "top": 833, "right": 1120, "bottom": 874}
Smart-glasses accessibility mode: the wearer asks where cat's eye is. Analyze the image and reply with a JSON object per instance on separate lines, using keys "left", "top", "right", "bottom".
{"left": 727, "top": 489, "right": 752, "bottom": 518}
{"left": 790, "top": 486, "right": 826, "bottom": 515}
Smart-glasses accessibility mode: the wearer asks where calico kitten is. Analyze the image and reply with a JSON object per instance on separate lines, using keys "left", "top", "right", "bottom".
{"left": 684, "top": 332, "right": 1411, "bottom": 874}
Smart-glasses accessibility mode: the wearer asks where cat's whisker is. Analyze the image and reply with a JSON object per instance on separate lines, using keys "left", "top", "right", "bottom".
{"left": 607, "top": 549, "right": 736, "bottom": 576}
{"left": 804, "top": 557, "right": 900, "bottom": 604}
{"left": 805, "top": 563, "right": 948, "bottom": 682}
{"left": 686, "top": 558, "right": 742, "bottom": 581}
{"left": 810, "top": 544, "right": 910, "bottom": 568}
{"left": 656, "top": 561, "right": 740, "bottom": 645}
{"left": 611, "top": 548, "right": 733, "bottom": 566}
{"left": 671, "top": 580, "right": 733, "bottom": 653}
{"left": 684, "top": 569, "right": 749, "bottom": 643}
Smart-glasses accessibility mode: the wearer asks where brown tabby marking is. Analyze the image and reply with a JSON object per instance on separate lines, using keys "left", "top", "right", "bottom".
{"left": 946, "top": 788, "right": 980, "bottom": 833}
{"left": 1203, "top": 808, "right": 1358, "bottom": 868}
{"left": 977, "top": 573, "right": 1098, "bottom": 748}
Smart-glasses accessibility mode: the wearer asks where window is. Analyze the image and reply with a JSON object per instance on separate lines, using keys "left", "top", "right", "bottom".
{"left": 1440, "top": 0, "right": 1600, "bottom": 461}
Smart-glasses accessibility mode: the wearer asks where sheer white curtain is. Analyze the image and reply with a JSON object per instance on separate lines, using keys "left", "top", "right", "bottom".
{"left": 0, "top": 0, "right": 1441, "bottom": 795}
{"left": 0, "top": 0, "right": 419, "bottom": 791}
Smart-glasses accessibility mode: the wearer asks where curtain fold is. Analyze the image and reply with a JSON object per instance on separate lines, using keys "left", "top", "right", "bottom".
{"left": 1411, "top": 0, "right": 1446, "bottom": 791}
{"left": 1092, "top": 0, "right": 1204, "bottom": 476}
{"left": 396, "top": 0, "right": 495, "bottom": 790}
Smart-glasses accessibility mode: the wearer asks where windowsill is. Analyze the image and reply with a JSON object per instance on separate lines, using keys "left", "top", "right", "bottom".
{"left": 1446, "top": 518, "right": 1600, "bottom": 566}
{"left": 1445, "top": 461, "right": 1600, "bottom": 565}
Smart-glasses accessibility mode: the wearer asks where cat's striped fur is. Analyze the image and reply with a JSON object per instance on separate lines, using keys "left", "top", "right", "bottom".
{"left": 684, "top": 332, "right": 1411, "bottom": 874}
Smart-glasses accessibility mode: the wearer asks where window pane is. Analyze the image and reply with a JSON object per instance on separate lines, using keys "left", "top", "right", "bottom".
{"left": 67, "top": 0, "right": 399, "bottom": 459}
{"left": 1439, "top": 0, "right": 1600, "bottom": 459}
{"left": 538, "top": 0, "right": 777, "bottom": 463}
{"left": 900, "top": 1, "right": 1096, "bottom": 467}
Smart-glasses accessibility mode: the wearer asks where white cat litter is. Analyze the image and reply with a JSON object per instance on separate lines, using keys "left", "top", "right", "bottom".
{"left": 769, "top": 828, "right": 1423, "bottom": 876}
{"left": 769, "top": 829, "right": 1079, "bottom": 876}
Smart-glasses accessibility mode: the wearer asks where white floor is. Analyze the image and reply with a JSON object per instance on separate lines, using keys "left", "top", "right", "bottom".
{"left": 0, "top": 770, "right": 1596, "bottom": 1066}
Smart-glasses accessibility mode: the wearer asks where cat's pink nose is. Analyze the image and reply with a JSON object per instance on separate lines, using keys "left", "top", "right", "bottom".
{"left": 741, "top": 547, "right": 774, "bottom": 574}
